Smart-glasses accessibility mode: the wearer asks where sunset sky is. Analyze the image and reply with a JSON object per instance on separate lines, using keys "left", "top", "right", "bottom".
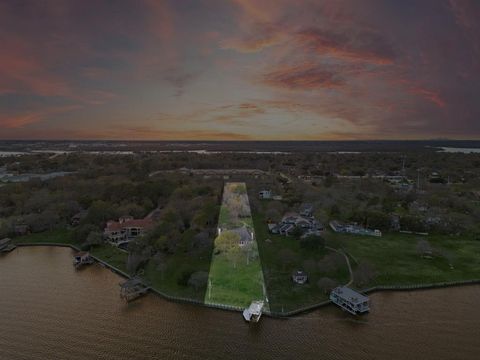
{"left": 1, "top": 0, "right": 479, "bottom": 140}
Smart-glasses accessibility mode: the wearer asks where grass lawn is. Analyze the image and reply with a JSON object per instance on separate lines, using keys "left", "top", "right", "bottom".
{"left": 325, "top": 231, "right": 480, "bottom": 287}
{"left": 89, "top": 245, "right": 129, "bottom": 274}
{"left": 206, "top": 245, "right": 264, "bottom": 307}
{"left": 252, "top": 210, "right": 350, "bottom": 313}
{"left": 206, "top": 182, "right": 266, "bottom": 308}
{"left": 13, "top": 229, "right": 75, "bottom": 245}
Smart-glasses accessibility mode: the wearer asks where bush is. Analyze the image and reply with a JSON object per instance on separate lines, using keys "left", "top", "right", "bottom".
{"left": 177, "top": 269, "right": 195, "bottom": 287}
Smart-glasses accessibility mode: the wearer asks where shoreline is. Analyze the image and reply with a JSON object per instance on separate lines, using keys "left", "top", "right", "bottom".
{"left": 8, "top": 243, "right": 480, "bottom": 318}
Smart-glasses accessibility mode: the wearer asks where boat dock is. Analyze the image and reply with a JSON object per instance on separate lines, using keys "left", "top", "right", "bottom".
{"left": 243, "top": 300, "right": 264, "bottom": 322}
{"left": 330, "top": 286, "right": 370, "bottom": 315}
{"left": 73, "top": 251, "right": 94, "bottom": 269}
{"left": 119, "top": 278, "right": 150, "bottom": 302}
{"left": 0, "top": 238, "right": 17, "bottom": 253}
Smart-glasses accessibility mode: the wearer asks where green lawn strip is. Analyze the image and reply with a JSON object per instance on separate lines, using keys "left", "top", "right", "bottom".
{"left": 205, "top": 182, "right": 267, "bottom": 308}
{"left": 13, "top": 229, "right": 75, "bottom": 245}
{"left": 326, "top": 231, "right": 480, "bottom": 287}
{"left": 252, "top": 208, "right": 350, "bottom": 313}
{"left": 206, "top": 252, "right": 264, "bottom": 307}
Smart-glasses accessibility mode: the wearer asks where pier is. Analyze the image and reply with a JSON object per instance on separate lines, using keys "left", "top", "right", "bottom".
{"left": 330, "top": 286, "right": 370, "bottom": 315}
{"left": 73, "top": 251, "right": 94, "bottom": 269}
{"left": 243, "top": 301, "right": 264, "bottom": 322}
{"left": 120, "top": 278, "right": 150, "bottom": 302}
{"left": 0, "top": 238, "right": 17, "bottom": 253}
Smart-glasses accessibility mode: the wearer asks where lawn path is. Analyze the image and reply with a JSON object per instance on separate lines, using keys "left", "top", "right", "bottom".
{"left": 326, "top": 246, "right": 353, "bottom": 286}
{"left": 205, "top": 182, "right": 268, "bottom": 308}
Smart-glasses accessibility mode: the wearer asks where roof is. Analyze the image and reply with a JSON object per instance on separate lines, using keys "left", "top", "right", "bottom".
{"left": 231, "top": 226, "right": 252, "bottom": 243}
{"left": 300, "top": 203, "right": 313, "bottom": 211}
{"left": 120, "top": 278, "right": 146, "bottom": 289}
{"left": 292, "top": 270, "right": 307, "bottom": 278}
{"left": 105, "top": 218, "right": 155, "bottom": 232}
{"left": 247, "top": 301, "right": 264, "bottom": 315}
{"left": 74, "top": 251, "right": 89, "bottom": 257}
{"left": 0, "top": 238, "right": 12, "bottom": 246}
{"left": 331, "top": 286, "right": 369, "bottom": 304}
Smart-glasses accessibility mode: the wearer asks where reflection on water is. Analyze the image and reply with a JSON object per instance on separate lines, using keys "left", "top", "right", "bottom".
{"left": 1, "top": 247, "right": 479, "bottom": 360}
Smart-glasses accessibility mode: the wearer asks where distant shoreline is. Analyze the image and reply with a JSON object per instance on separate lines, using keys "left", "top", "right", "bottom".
{"left": 2, "top": 139, "right": 480, "bottom": 155}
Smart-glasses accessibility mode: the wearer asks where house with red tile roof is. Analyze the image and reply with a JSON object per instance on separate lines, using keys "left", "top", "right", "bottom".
{"left": 104, "top": 216, "right": 155, "bottom": 246}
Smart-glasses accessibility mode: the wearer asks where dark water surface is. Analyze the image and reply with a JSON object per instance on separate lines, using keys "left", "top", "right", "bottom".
{"left": 1, "top": 247, "right": 479, "bottom": 360}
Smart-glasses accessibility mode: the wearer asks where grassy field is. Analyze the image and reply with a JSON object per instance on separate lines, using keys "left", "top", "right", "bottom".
{"left": 13, "top": 229, "right": 75, "bottom": 245}
{"left": 252, "top": 209, "right": 350, "bottom": 313}
{"left": 143, "top": 248, "right": 213, "bottom": 302}
{"left": 89, "top": 245, "right": 129, "bottom": 273}
{"left": 206, "top": 182, "right": 266, "bottom": 308}
{"left": 326, "top": 231, "right": 480, "bottom": 286}
{"left": 206, "top": 249, "right": 264, "bottom": 307}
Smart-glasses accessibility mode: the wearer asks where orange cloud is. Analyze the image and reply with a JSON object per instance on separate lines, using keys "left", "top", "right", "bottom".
{"left": 295, "top": 28, "right": 395, "bottom": 65}
{"left": 261, "top": 63, "right": 344, "bottom": 90}
{"left": 409, "top": 87, "right": 446, "bottom": 108}
{"left": 0, "top": 105, "right": 81, "bottom": 129}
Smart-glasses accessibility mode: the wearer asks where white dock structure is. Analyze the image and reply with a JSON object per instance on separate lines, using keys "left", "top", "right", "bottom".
{"left": 330, "top": 286, "right": 370, "bottom": 315}
{"left": 243, "top": 301, "right": 264, "bottom": 322}
{"left": 73, "top": 251, "right": 94, "bottom": 269}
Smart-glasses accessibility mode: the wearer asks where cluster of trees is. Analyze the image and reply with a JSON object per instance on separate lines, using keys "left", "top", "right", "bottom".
{"left": 125, "top": 180, "right": 222, "bottom": 282}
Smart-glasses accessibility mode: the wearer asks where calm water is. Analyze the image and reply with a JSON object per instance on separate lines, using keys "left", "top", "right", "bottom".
{"left": 1, "top": 247, "right": 479, "bottom": 360}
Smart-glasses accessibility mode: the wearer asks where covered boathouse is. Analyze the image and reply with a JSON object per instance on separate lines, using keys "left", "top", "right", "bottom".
{"left": 330, "top": 286, "right": 370, "bottom": 315}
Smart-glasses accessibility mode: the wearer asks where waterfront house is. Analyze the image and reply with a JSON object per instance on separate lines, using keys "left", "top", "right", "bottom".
{"left": 269, "top": 211, "right": 324, "bottom": 237}
{"left": 230, "top": 226, "right": 254, "bottom": 246}
{"left": 104, "top": 216, "right": 155, "bottom": 246}
{"left": 330, "top": 220, "right": 381, "bottom": 237}
{"left": 71, "top": 211, "right": 87, "bottom": 226}
{"left": 292, "top": 270, "right": 308, "bottom": 284}
{"left": 299, "top": 203, "right": 314, "bottom": 217}
{"left": 258, "top": 189, "right": 272, "bottom": 199}
{"left": 330, "top": 286, "right": 370, "bottom": 315}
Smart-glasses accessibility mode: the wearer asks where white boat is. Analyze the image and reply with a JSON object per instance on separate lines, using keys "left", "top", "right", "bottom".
{"left": 243, "top": 301, "right": 264, "bottom": 322}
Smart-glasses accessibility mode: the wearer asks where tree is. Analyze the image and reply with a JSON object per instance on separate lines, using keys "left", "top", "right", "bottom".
{"left": 365, "top": 211, "right": 391, "bottom": 231}
{"left": 317, "top": 277, "right": 337, "bottom": 294}
{"left": 188, "top": 271, "right": 209, "bottom": 291}
{"left": 353, "top": 262, "right": 377, "bottom": 287}
{"left": 177, "top": 269, "right": 195, "bottom": 287}
{"left": 85, "top": 231, "right": 103, "bottom": 246}
{"left": 416, "top": 239, "right": 433, "bottom": 257}
{"left": 290, "top": 226, "right": 304, "bottom": 239}
{"left": 73, "top": 224, "right": 99, "bottom": 243}
{"left": 215, "top": 230, "right": 241, "bottom": 267}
